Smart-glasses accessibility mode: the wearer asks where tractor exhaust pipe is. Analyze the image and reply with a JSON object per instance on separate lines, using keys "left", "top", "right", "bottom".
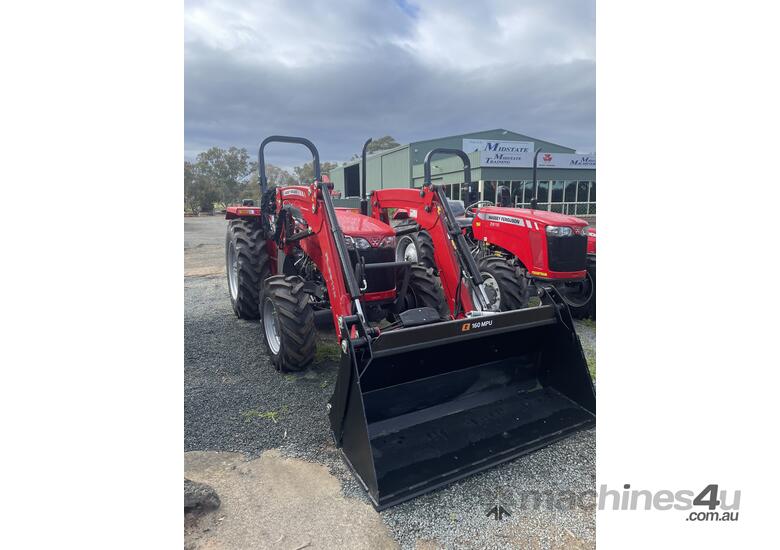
{"left": 361, "top": 138, "right": 372, "bottom": 200}
{"left": 530, "top": 147, "right": 542, "bottom": 210}
{"left": 359, "top": 138, "right": 372, "bottom": 216}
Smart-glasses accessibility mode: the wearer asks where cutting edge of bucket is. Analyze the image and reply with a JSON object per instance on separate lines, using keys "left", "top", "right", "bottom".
{"left": 339, "top": 414, "right": 595, "bottom": 510}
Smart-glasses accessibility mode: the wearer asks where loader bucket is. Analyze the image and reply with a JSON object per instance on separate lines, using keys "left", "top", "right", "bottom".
{"left": 328, "top": 299, "right": 596, "bottom": 510}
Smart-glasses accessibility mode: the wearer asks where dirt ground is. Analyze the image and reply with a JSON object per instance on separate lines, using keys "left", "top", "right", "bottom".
{"left": 184, "top": 215, "right": 596, "bottom": 550}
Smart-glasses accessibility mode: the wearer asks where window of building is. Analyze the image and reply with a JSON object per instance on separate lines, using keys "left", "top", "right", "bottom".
{"left": 536, "top": 181, "right": 549, "bottom": 203}
{"left": 483, "top": 181, "right": 496, "bottom": 203}
{"left": 551, "top": 181, "right": 564, "bottom": 203}
{"left": 564, "top": 181, "right": 577, "bottom": 202}
{"left": 577, "top": 181, "right": 590, "bottom": 202}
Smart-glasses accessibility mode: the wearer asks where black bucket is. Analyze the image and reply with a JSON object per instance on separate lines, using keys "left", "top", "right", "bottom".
{"left": 328, "top": 298, "right": 596, "bottom": 510}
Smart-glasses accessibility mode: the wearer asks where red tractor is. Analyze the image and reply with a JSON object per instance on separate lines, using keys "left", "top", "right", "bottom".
{"left": 224, "top": 136, "right": 595, "bottom": 510}
{"left": 395, "top": 151, "right": 596, "bottom": 318}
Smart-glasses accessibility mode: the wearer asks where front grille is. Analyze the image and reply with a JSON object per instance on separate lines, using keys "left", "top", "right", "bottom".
{"left": 349, "top": 247, "right": 396, "bottom": 292}
{"left": 547, "top": 235, "right": 587, "bottom": 272}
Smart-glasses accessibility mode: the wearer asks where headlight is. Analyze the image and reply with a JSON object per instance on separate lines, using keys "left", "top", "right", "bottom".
{"left": 344, "top": 235, "right": 371, "bottom": 249}
{"left": 545, "top": 225, "right": 574, "bottom": 237}
{"left": 378, "top": 236, "right": 396, "bottom": 248}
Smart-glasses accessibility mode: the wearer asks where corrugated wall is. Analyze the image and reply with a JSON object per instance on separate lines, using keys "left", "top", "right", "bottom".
{"left": 378, "top": 147, "right": 411, "bottom": 188}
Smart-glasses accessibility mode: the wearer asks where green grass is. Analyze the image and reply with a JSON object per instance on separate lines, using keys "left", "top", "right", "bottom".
{"left": 241, "top": 409, "right": 279, "bottom": 423}
{"left": 579, "top": 317, "right": 596, "bottom": 329}
{"left": 584, "top": 347, "right": 596, "bottom": 380}
{"left": 314, "top": 341, "right": 342, "bottom": 364}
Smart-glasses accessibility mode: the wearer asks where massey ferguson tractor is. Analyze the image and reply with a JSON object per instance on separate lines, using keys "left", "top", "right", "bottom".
{"left": 395, "top": 151, "right": 595, "bottom": 318}
{"left": 225, "top": 135, "right": 595, "bottom": 510}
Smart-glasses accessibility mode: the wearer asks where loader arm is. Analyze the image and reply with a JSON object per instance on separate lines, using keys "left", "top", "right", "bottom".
{"left": 270, "top": 184, "right": 364, "bottom": 341}
{"left": 370, "top": 186, "right": 476, "bottom": 316}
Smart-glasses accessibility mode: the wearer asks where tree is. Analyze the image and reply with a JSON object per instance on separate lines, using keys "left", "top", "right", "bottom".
{"left": 293, "top": 161, "right": 339, "bottom": 184}
{"left": 194, "top": 146, "right": 255, "bottom": 208}
{"left": 265, "top": 163, "right": 296, "bottom": 187}
{"left": 240, "top": 163, "right": 295, "bottom": 204}
{"left": 184, "top": 160, "right": 219, "bottom": 214}
{"left": 351, "top": 135, "right": 401, "bottom": 160}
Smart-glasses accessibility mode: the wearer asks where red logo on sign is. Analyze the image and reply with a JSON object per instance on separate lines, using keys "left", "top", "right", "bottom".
{"left": 543, "top": 153, "right": 553, "bottom": 162}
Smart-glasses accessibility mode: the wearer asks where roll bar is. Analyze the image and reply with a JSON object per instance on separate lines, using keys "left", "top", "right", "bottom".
{"left": 423, "top": 148, "right": 472, "bottom": 186}
{"left": 258, "top": 135, "right": 320, "bottom": 193}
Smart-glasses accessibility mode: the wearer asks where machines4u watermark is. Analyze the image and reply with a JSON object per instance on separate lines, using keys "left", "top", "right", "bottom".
{"left": 600, "top": 483, "right": 740, "bottom": 521}
{"left": 483, "top": 483, "right": 740, "bottom": 522}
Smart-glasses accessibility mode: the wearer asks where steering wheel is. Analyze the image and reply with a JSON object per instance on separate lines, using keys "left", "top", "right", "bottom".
{"left": 465, "top": 200, "right": 494, "bottom": 216}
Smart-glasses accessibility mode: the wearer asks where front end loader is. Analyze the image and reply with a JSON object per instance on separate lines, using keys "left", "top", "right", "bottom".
{"left": 226, "top": 136, "right": 596, "bottom": 510}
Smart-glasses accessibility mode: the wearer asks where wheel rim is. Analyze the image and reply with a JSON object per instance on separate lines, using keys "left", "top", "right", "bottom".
{"left": 481, "top": 272, "right": 501, "bottom": 311}
{"left": 396, "top": 236, "right": 418, "bottom": 263}
{"left": 263, "top": 298, "right": 281, "bottom": 354}
{"left": 559, "top": 271, "right": 594, "bottom": 308}
{"left": 227, "top": 241, "right": 239, "bottom": 300}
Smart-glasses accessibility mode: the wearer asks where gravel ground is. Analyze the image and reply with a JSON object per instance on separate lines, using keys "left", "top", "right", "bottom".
{"left": 185, "top": 216, "right": 596, "bottom": 549}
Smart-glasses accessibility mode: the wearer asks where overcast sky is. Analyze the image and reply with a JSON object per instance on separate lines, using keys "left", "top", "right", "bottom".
{"left": 184, "top": 0, "right": 595, "bottom": 168}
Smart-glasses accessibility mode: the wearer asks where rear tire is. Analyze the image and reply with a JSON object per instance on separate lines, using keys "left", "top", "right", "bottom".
{"left": 477, "top": 256, "right": 529, "bottom": 311}
{"left": 261, "top": 276, "right": 317, "bottom": 372}
{"left": 404, "top": 265, "right": 450, "bottom": 319}
{"left": 226, "top": 220, "right": 270, "bottom": 319}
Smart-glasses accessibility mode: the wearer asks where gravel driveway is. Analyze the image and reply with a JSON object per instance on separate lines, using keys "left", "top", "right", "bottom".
{"left": 185, "top": 215, "right": 596, "bottom": 549}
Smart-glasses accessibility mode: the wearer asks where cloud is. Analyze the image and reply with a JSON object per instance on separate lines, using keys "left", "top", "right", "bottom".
{"left": 185, "top": 0, "right": 595, "bottom": 167}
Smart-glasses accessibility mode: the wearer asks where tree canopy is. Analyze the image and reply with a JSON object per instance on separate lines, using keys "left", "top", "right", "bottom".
{"left": 183, "top": 146, "right": 338, "bottom": 213}
{"left": 351, "top": 135, "right": 401, "bottom": 160}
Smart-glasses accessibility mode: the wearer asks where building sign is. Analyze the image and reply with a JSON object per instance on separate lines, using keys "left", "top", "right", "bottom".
{"left": 535, "top": 152, "right": 596, "bottom": 169}
{"left": 463, "top": 139, "right": 595, "bottom": 169}
{"left": 463, "top": 139, "right": 535, "bottom": 167}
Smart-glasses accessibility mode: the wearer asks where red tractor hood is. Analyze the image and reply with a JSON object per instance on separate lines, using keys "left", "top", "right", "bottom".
{"left": 477, "top": 206, "right": 589, "bottom": 229}
{"left": 335, "top": 208, "right": 394, "bottom": 237}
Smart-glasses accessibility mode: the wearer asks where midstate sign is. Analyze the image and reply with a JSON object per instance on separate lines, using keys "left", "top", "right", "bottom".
{"left": 462, "top": 139, "right": 596, "bottom": 169}
{"left": 463, "top": 139, "right": 535, "bottom": 167}
{"left": 535, "top": 151, "right": 596, "bottom": 169}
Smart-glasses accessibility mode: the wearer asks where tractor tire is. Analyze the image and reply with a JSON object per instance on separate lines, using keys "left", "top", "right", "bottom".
{"left": 477, "top": 256, "right": 529, "bottom": 311}
{"left": 566, "top": 258, "right": 596, "bottom": 320}
{"left": 414, "top": 231, "right": 436, "bottom": 271}
{"left": 405, "top": 264, "right": 450, "bottom": 319}
{"left": 226, "top": 219, "right": 270, "bottom": 319}
{"left": 395, "top": 231, "right": 436, "bottom": 271}
{"left": 260, "top": 276, "right": 317, "bottom": 372}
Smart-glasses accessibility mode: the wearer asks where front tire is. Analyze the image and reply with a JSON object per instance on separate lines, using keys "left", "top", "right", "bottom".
{"left": 477, "top": 256, "right": 529, "bottom": 311}
{"left": 261, "top": 276, "right": 317, "bottom": 372}
{"left": 564, "top": 258, "right": 596, "bottom": 320}
{"left": 395, "top": 231, "right": 435, "bottom": 271}
{"left": 403, "top": 264, "right": 450, "bottom": 319}
{"left": 226, "top": 220, "right": 270, "bottom": 319}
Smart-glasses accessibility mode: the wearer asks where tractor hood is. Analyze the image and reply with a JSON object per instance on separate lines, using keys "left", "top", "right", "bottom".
{"left": 477, "top": 206, "right": 589, "bottom": 229}
{"left": 335, "top": 208, "right": 395, "bottom": 238}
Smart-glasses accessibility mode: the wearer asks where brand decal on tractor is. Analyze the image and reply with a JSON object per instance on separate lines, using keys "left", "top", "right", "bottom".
{"left": 461, "top": 319, "right": 493, "bottom": 332}
{"left": 479, "top": 213, "right": 525, "bottom": 226}
{"left": 282, "top": 188, "right": 306, "bottom": 197}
